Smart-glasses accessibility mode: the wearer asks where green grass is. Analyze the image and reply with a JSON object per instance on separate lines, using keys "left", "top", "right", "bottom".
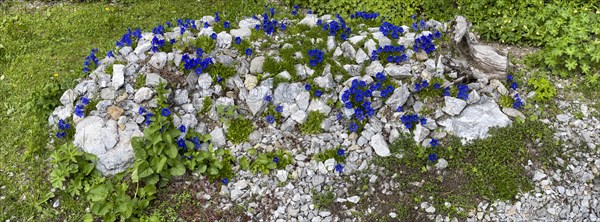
{"left": 299, "top": 111, "right": 327, "bottom": 134}
{"left": 0, "top": 0, "right": 265, "bottom": 220}
{"left": 225, "top": 117, "right": 254, "bottom": 144}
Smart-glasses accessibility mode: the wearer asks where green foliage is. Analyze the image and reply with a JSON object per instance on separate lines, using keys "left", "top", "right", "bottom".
{"left": 134, "top": 73, "right": 146, "bottom": 89}
{"left": 300, "top": 111, "right": 326, "bottom": 134}
{"left": 248, "top": 149, "right": 293, "bottom": 174}
{"left": 311, "top": 188, "right": 335, "bottom": 209}
{"left": 200, "top": 97, "right": 212, "bottom": 114}
{"left": 313, "top": 147, "right": 346, "bottom": 163}
{"left": 205, "top": 62, "right": 237, "bottom": 85}
{"left": 527, "top": 72, "right": 556, "bottom": 103}
{"left": 193, "top": 35, "right": 216, "bottom": 54}
{"left": 225, "top": 117, "right": 254, "bottom": 144}
{"left": 499, "top": 95, "right": 514, "bottom": 108}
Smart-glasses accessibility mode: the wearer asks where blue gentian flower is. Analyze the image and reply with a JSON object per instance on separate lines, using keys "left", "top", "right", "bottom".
{"left": 266, "top": 115, "right": 275, "bottom": 124}
{"left": 210, "top": 33, "right": 217, "bottom": 40}
{"left": 412, "top": 22, "right": 419, "bottom": 31}
{"left": 245, "top": 48, "right": 253, "bottom": 56}
{"left": 177, "top": 138, "right": 186, "bottom": 148}
{"left": 138, "top": 107, "right": 146, "bottom": 115}
{"left": 275, "top": 104, "right": 283, "bottom": 113}
{"left": 145, "top": 113, "right": 153, "bottom": 125}
{"left": 419, "top": 19, "right": 427, "bottom": 29}
{"left": 420, "top": 117, "right": 427, "bottom": 125}
{"left": 214, "top": 12, "right": 220, "bottom": 23}
{"left": 443, "top": 87, "right": 451, "bottom": 96}
{"left": 179, "top": 125, "right": 186, "bottom": 133}
{"left": 376, "top": 72, "right": 386, "bottom": 82}
{"left": 396, "top": 105, "right": 404, "bottom": 112}
{"left": 107, "top": 50, "right": 114, "bottom": 58}
{"left": 513, "top": 94, "right": 524, "bottom": 109}
{"left": 433, "top": 83, "right": 441, "bottom": 90}
{"left": 422, "top": 80, "right": 429, "bottom": 88}
{"left": 235, "top": 36, "right": 242, "bottom": 45}
{"left": 510, "top": 82, "right": 518, "bottom": 90}
{"left": 81, "top": 97, "right": 90, "bottom": 105}
{"left": 430, "top": 139, "right": 439, "bottom": 147}
{"left": 204, "top": 22, "right": 209, "bottom": 28}
{"left": 349, "top": 122, "right": 358, "bottom": 132}
{"left": 434, "top": 31, "right": 441, "bottom": 39}
{"left": 337, "top": 148, "right": 345, "bottom": 156}
{"left": 304, "top": 83, "right": 311, "bottom": 91}
{"left": 345, "top": 102, "right": 353, "bottom": 109}
{"left": 315, "top": 90, "right": 323, "bottom": 97}
{"left": 264, "top": 95, "right": 272, "bottom": 102}
{"left": 74, "top": 105, "right": 85, "bottom": 117}
{"left": 507, "top": 74, "right": 514, "bottom": 82}
{"left": 224, "top": 21, "right": 230, "bottom": 29}
{"left": 161, "top": 108, "right": 171, "bottom": 117}
{"left": 170, "top": 39, "right": 177, "bottom": 45}
{"left": 56, "top": 131, "right": 66, "bottom": 139}
{"left": 221, "top": 178, "right": 229, "bottom": 185}
{"left": 217, "top": 76, "right": 223, "bottom": 83}
{"left": 428, "top": 153, "right": 438, "bottom": 162}
{"left": 273, "top": 156, "right": 279, "bottom": 163}
{"left": 335, "top": 164, "right": 344, "bottom": 173}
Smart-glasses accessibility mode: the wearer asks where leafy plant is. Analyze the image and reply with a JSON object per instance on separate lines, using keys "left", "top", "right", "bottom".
{"left": 300, "top": 111, "right": 326, "bottom": 134}
{"left": 248, "top": 149, "right": 293, "bottom": 174}
{"left": 527, "top": 72, "right": 556, "bottom": 103}
{"left": 134, "top": 73, "right": 146, "bottom": 89}
{"left": 313, "top": 147, "right": 347, "bottom": 163}
{"left": 499, "top": 95, "right": 514, "bottom": 108}
{"left": 200, "top": 96, "right": 213, "bottom": 114}
{"left": 225, "top": 117, "right": 254, "bottom": 144}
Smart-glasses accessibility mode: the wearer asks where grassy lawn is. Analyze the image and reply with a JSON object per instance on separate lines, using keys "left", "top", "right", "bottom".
{"left": 0, "top": 0, "right": 266, "bottom": 220}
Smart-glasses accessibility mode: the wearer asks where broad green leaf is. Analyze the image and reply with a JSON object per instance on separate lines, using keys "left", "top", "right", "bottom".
{"left": 207, "top": 166, "right": 219, "bottom": 175}
{"left": 239, "top": 157, "right": 250, "bottom": 170}
{"left": 83, "top": 213, "right": 94, "bottom": 222}
{"left": 156, "top": 156, "right": 167, "bottom": 173}
{"left": 197, "top": 164, "right": 207, "bottom": 174}
{"left": 137, "top": 162, "right": 154, "bottom": 179}
{"left": 88, "top": 183, "right": 110, "bottom": 202}
{"left": 116, "top": 195, "right": 133, "bottom": 218}
{"left": 165, "top": 145, "right": 178, "bottom": 159}
{"left": 170, "top": 163, "right": 186, "bottom": 176}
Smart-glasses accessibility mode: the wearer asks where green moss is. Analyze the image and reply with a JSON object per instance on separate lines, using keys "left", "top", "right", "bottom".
{"left": 205, "top": 62, "right": 236, "bottom": 85}
{"left": 312, "top": 189, "right": 335, "bottom": 209}
{"left": 200, "top": 97, "right": 212, "bottom": 114}
{"left": 225, "top": 117, "right": 254, "bottom": 144}
{"left": 300, "top": 111, "right": 327, "bottom": 134}
{"left": 499, "top": 95, "right": 514, "bottom": 108}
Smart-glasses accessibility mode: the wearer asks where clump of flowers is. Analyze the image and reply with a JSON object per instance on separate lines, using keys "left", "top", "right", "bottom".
{"left": 413, "top": 32, "right": 440, "bottom": 54}
{"left": 456, "top": 84, "right": 469, "bottom": 100}
{"left": 116, "top": 28, "right": 143, "bottom": 47}
{"left": 181, "top": 51, "right": 214, "bottom": 74}
{"left": 400, "top": 113, "right": 422, "bottom": 130}
{"left": 350, "top": 11, "right": 379, "bottom": 20}
{"left": 151, "top": 36, "right": 165, "bottom": 53}
{"left": 379, "top": 21, "right": 404, "bottom": 39}
{"left": 319, "top": 14, "right": 351, "bottom": 41}
{"left": 341, "top": 75, "right": 395, "bottom": 133}
{"left": 291, "top": 5, "right": 300, "bottom": 16}
{"left": 513, "top": 94, "right": 524, "bottom": 109}
{"left": 255, "top": 8, "right": 285, "bottom": 35}
{"left": 307, "top": 49, "right": 324, "bottom": 67}
{"left": 370, "top": 45, "right": 407, "bottom": 64}
{"left": 176, "top": 18, "right": 198, "bottom": 35}
{"left": 55, "top": 119, "right": 71, "bottom": 139}
{"left": 83, "top": 48, "right": 99, "bottom": 73}
{"left": 74, "top": 97, "right": 90, "bottom": 118}
{"left": 262, "top": 95, "right": 283, "bottom": 124}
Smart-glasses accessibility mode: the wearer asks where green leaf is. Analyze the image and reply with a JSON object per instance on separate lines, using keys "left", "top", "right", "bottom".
{"left": 207, "top": 166, "right": 219, "bottom": 175}
{"left": 156, "top": 156, "right": 167, "bottom": 173}
{"left": 196, "top": 164, "right": 207, "bottom": 174}
{"left": 83, "top": 213, "right": 94, "bottom": 222}
{"left": 137, "top": 162, "right": 154, "bottom": 179}
{"left": 88, "top": 183, "right": 110, "bottom": 202}
{"left": 116, "top": 195, "right": 133, "bottom": 218}
{"left": 164, "top": 144, "right": 178, "bottom": 159}
{"left": 170, "top": 163, "right": 186, "bottom": 176}
{"left": 565, "top": 59, "right": 578, "bottom": 71}
{"left": 239, "top": 157, "right": 250, "bottom": 170}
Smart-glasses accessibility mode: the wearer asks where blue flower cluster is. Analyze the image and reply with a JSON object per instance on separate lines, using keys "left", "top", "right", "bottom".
{"left": 181, "top": 52, "right": 214, "bottom": 75}
{"left": 350, "top": 11, "right": 379, "bottom": 20}
{"left": 507, "top": 74, "right": 519, "bottom": 90}
{"left": 414, "top": 80, "right": 429, "bottom": 92}
{"left": 456, "top": 84, "right": 469, "bottom": 100}
{"left": 74, "top": 97, "right": 90, "bottom": 118}
{"left": 255, "top": 10, "right": 284, "bottom": 35}
{"left": 443, "top": 87, "right": 451, "bottom": 96}
{"left": 414, "top": 32, "right": 440, "bottom": 54}
{"left": 341, "top": 76, "right": 395, "bottom": 132}
{"left": 379, "top": 22, "right": 404, "bottom": 39}
{"left": 412, "top": 19, "right": 427, "bottom": 31}
{"left": 513, "top": 94, "right": 524, "bottom": 109}
{"left": 291, "top": 5, "right": 300, "bottom": 16}
{"left": 138, "top": 107, "right": 154, "bottom": 125}
{"left": 370, "top": 45, "right": 407, "bottom": 63}
{"left": 116, "top": 28, "right": 142, "bottom": 47}
{"left": 153, "top": 24, "right": 165, "bottom": 35}
{"left": 83, "top": 48, "right": 99, "bottom": 73}
{"left": 151, "top": 36, "right": 165, "bottom": 53}
{"left": 176, "top": 18, "right": 198, "bottom": 35}
{"left": 307, "top": 49, "right": 324, "bottom": 67}
{"left": 55, "top": 119, "right": 71, "bottom": 139}
{"left": 400, "top": 113, "right": 426, "bottom": 130}
{"left": 319, "top": 14, "right": 351, "bottom": 41}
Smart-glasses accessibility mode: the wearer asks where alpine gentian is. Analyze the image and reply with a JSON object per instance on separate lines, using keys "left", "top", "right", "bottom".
{"left": 74, "top": 105, "right": 85, "bottom": 118}
{"left": 266, "top": 115, "right": 275, "bottom": 124}
{"left": 264, "top": 95, "right": 272, "bottom": 102}
{"left": 235, "top": 36, "right": 242, "bottom": 45}
{"left": 107, "top": 50, "right": 114, "bottom": 58}
{"left": 221, "top": 178, "right": 229, "bottom": 185}
{"left": 177, "top": 138, "right": 186, "bottom": 149}
{"left": 179, "top": 125, "right": 186, "bottom": 133}
{"left": 345, "top": 102, "right": 353, "bottom": 109}
{"left": 315, "top": 90, "right": 323, "bottom": 97}
{"left": 430, "top": 139, "right": 439, "bottom": 147}
{"left": 245, "top": 48, "right": 253, "bottom": 56}
{"left": 145, "top": 113, "right": 153, "bottom": 125}
{"left": 420, "top": 117, "right": 427, "bottom": 125}
{"left": 375, "top": 72, "right": 386, "bottom": 82}
{"left": 337, "top": 148, "right": 345, "bottom": 156}
{"left": 214, "top": 12, "right": 220, "bottom": 23}
{"left": 349, "top": 122, "right": 358, "bottom": 133}
{"left": 224, "top": 21, "right": 230, "bottom": 29}
{"left": 433, "top": 83, "right": 441, "bottom": 90}
{"left": 273, "top": 156, "right": 279, "bottom": 163}
{"left": 275, "top": 104, "right": 283, "bottom": 113}
{"left": 507, "top": 74, "right": 514, "bottom": 82}
{"left": 422, "top": 80, "right": 429, "bottom": 88}
{"left": 510, "top": 82, "right": 518, "bottom": 90}
{"left": 210, "top": 33, "right": 217, "bottom": 40}
{"left": 335, "top": 163, "right": 344, "bottom": 173}
{"left": 396, "top": 105, "right": 404, "bottom": 112}
{"left": 138, "top": 107, "right": 146, "bottom": 115}
{"left": 336, "top": 112, "right": 344, "bottom": 121}
{"left": 304, "top": 83, "right": 311, "bottom": 91}
{"left": 161, "top": 108, "right": 171, "bottom": 117}
{"left": 443, "top": 87, "right": 451, "bottom": 96}
{"left": 55, "top": 131, "right": 66, "bottom": 139}
{"left": 81, "top": 97, "right": 90, "bottom": 105}
{"left": 428, "top": 153, "right": 438, "bottom": 162}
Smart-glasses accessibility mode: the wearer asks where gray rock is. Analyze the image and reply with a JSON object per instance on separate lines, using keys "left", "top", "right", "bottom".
{"left": 276, "top": 71, "right": 291, "bottom": 80}
{"left": 111, "top": 64, "right": 125, "bottom": 90}
{"left": 413, "top": 124, "right": 430, "bottom": 143}
{"left": 340, "top": 41, "right": 356, "bottom": 58}
{"left": 133, "top": 42, "right": 152, "bottom": 55}
{"left": 73, "top": 116, "right": 121, "bottom": 175}
{"left": 276, "top": 170, "right": 288, "bottom": 182}
{"left": 148, "top": 52, "right": 167, "bottom": 70}
{"left": 230, "top": 27, "right": 251, "bottom": 38}
{"left": 556, "top": 114, "right": 570, "bottom": 123}
{"left": 467, "top": 90, "right": 480, "bottom": 104}
{"left": 96, "top": 121, "right": 142, "bottom": 176}
{"left": 244, "top": 74, "right": 258, "bottom": 90}
{"left": 134, "top": 87, "right": 154, "bottom": 103}
{"left": 365, "top": 61, "right": 384, "bottom": 77}
{"left": 435, "top": 158, "right": 448, "bottom": 170}
{"left": 307, "top": 99, "right": 332, "bottom": 115}
{"left": 210, "top": 127, "right": 226, "bottom": 148}
{"left": 197, "top": 73, "right": 213, "bottom": 90}
{"left": 438, "top": 96, "right": 511, "bottom": 142}
{"left": 145, "top": 73, "right": 165, "bottom": 87}
{"left": 296, "top": 91, "right": 310, "bottom": 111}
{"left": 385, "top": 64, "right": 412, "bottom": 79}
{"left": 238, "top": 18, "right": 260, "bottom": 29}
{"left": 291, "top": 110, "right": 307, "bottom": 124}
{"left": 442, "top": 96, "right": 467, "bottom": 116}
{"left": 274, "top": 83, "right": 302, "bottom": 104}
{"left": 326, "top": 36, "right": 336, "bottom": 51}
{"left": 173, "top": 89, "right": 189, "bottom": 105}
{"left": 100, "top": 88, "right": 116, "bottom": 100}
{"left": 181, "top": 114, "right": 198, "bottom": 129}
{"left": 347, "top": 196, "right": 360, "bottom": 203}
{"left": 502, "top": 107, "right": 526, "bottom": 120}
{"left": 250, "top": 56, "right": 265, "bottom": 74}
{"left": 333, "top": 46, "right": 342, "bottom": 58}
{"left": 60, "top": 89, "right": 77, "bottom": 106}
{"left": 385, "top": 84, "right": 410, "bottom": 108}
{"left": 216, "top": 31, "right": 232, "bottom": 48}
{"left": 314, "top": 73, "right": 335, "bottom": 90}
{"left": 298, "top": 14, "right": 318, "bottom": 27}
{"left": 355, "top": 48, "right": 368, "bottom": 64}
{"left": 369, "top": 133, "right": 390, "bottom": 157}
{"left": 215, "top": 55, "right": 235, "bottom": 67}
{"left": 246, "top": 86, "right": 270, "bottom": 115}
